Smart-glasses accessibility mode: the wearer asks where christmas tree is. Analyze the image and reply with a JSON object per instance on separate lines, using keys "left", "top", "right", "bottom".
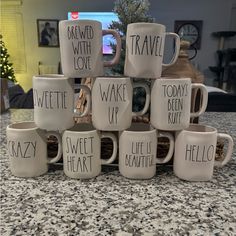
{"left": 109, "top": 0, "right": 154, "bottom": 75}
{"left": 0, "top": 35, "right": 17, "bottom": 83}
{"left": 109, "top": 0, "right": 154, "bottom": 113}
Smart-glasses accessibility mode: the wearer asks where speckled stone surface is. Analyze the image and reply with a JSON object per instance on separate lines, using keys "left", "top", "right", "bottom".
{"left": 1, "top": 110, "right": 236, "bottom": 236}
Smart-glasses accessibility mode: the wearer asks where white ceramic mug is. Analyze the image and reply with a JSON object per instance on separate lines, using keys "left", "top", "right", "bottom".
{"left": 62, "top": 123, "right": 118, "bottom": 179}
{"left": 150, "top": 78, "right": 208, "bottom": 130}
{"left": 119, "top": 123, "right": 174, "bottom": 179}
{"left": 174, "top": 124, "right": 234, "bottom": 181}
{"left": 59, "top": 20, "right": 121, "bottom": 78}
{"left": 33, "top": 75, "right": 91, "bottom": 132}
{"left": 7, "top": 121, "right": 62, "bottom": 177}
{"left": 92, "top": 77, "right": 150, "bottom": 131}
{"left": 124, "top": 23, "right": 180, "bottom": 78}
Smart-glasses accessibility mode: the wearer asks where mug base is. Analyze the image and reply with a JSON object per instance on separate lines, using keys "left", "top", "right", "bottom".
{"left": 175, "top": 174, "right": 213, "bottom": 182}
{"left": 11, "top": 170, "right": 47, "bottom": 178}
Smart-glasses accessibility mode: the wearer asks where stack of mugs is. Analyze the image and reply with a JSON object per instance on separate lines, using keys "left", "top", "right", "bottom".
{"left": 7, "top": 20, "right": 233, "bottom": 181}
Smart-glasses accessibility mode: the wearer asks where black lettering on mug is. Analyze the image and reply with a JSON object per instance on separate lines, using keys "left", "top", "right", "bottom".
{"left": 67, "top": 25, "right": 94, "bottom": 71}
{"left": 99, "top": 83, "right": 127, "bottom": 102}
{"left": 185, "top": 144, "right": 215, "bottom": 162}
{"left": 125, "top": 154, "right": 154, "bottom": 168}
{"left": 65, "top": 136, "right": 94, "bottom": 155}
{"left": 130, "top": 34, "right": 162, "bottom": 56}
{"left": 162, "top": 84, "right": 189, "bottom": 98}
{"left": 131, "top": 141, "right": 144, "bottom": 154}
{"left": 67, "top": 25, "right": 94, "bottom": 40}
{"left": 8, "top": 140, "right": 36, "bottom": 158}
{"left": 33, "top": 89, "right": 67, "bottom": 109}
{"left": 161, "top": 83, "right": 189, "bottom": 125}
{"left": 66, "top": 155, "right": 93, "bottom": 173}
{"left": 168, "top": 111, "right": 182, "bottom": 124}
{"left": 72, "top": 41, "right": 91, "bottom": 55}
{"left": 73, "top": 56, "right": 91, "bottom": 70}
{"left": 125, "top": 141, "right": 153, "bottom": 167}
{"left": 108, "top": 106, "right": 119, "bottom": 124}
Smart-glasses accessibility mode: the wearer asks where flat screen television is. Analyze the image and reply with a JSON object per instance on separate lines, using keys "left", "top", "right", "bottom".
{"left": 67, "top": 12, "right": 119, "bottom": 54}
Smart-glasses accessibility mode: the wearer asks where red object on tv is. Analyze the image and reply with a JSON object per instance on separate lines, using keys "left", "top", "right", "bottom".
{"left": 71, "top": 12, "right": 79, "bottom": 20}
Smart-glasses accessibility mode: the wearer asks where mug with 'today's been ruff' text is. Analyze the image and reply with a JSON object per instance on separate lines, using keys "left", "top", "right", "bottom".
{"left": 150, "top": 78, "right": 208, "bottom": 130}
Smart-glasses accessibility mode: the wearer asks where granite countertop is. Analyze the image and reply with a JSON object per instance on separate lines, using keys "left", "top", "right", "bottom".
{"left": 1, "top": 109, "right": 236, "bottom": 236}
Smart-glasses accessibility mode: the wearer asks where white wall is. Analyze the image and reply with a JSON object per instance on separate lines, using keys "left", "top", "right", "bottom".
{"left": 19, "top": 0, "right": 236, "bottom": 90}
{"left": 149, "top": 0, "right": 236, "bottom": 84}
{"left": 20, "top": 0, "right": 115, "bottom": 90}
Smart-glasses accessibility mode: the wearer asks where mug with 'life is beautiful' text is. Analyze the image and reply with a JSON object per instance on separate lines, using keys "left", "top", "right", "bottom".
{"left": 119, "top": 123, "right": 174, "bottom": 179}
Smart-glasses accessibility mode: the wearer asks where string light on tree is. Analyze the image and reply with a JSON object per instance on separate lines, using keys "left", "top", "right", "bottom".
{"left": 0, "top": 35, "right": 17, "bottom": 83}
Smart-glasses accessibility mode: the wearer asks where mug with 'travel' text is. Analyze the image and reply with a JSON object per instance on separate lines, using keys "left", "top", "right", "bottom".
{"left": 124, "top": 23, "right": 180, "bottom": 78}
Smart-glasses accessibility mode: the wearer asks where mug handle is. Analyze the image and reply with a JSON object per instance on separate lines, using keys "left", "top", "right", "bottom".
{"left": 74, "top": 84, "right": 91, "bottom": 118}
{"left": 132, "top": 83, "right": 151, "bottom": 117}
{"left": 103, "top": 29, "right": 121, "bottom": 67}
{"left": 214, "top": 133, "right": 234, "bottom": 167}
{"left": 155, "top": 132, "right": 174, "bottom": 164}
{"left": 46, "top": 131, "right": 62, "bottom": 164}
{"left": 101, "top": 132, "right": 118, "bottom": 165}
{"left": 190, "top": 84, "right": 208, "bottom": 118}
{"left": 162, "top": 32, "right": 180, "bottom": 67}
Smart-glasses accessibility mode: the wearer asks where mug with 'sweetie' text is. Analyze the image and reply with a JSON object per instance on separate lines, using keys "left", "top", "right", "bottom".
{"left": 59, "top": 19, "right": 121, "bottom": 78}
{"left": 174, "top": 124, "right": 234, "bottom": 181}
{"left": 7, "top": 121, "right": 62, "bottom": 178}
{"left": 124, "top": 22, "right": 180, "bottom": 78}
{"left": 33, "top": 75, "right": 91, "bottom": 132}
{"left": 62, "top": 123, "right": 118, "bottom": 179}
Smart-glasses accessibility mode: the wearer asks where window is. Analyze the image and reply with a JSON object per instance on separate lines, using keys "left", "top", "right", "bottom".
{"left": 1, "top": 0, "right": 26, "bottom": 73}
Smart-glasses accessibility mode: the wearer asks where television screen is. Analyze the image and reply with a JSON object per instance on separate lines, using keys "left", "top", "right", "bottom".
{"left": 67, "top": 12, "right": 119, "bottom": 54}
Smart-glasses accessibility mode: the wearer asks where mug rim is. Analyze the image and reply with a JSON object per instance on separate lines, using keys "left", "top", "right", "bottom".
{"left": 95, "top": 76, "right": 130, "bottom": 79}
{"left": 60, "top": 19, "right": 102, "bottom": 25}
{"left": 33, "top": 74, "right": 68, "bottom": 80}
{"left": 64, "top": 123, "right": 97, "bottom": 134}
{"left": 127, "top": 22, "right": 165, "bottom": 28}
{"left": 157, "top": 77, "right": 192, "bottom": 81}
{"left": 122, "top": 123, "right": 155, "bottom": 134}
{"left": 183, "top": 124, "right": 217, "bottom": 134}
{"left": 7, "top": 121, "right": 38, "bottom": 131}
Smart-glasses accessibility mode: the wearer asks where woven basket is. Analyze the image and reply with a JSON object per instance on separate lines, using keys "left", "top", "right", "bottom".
{"left": 47, "top": 77, "right": 225, "bottom": 163}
